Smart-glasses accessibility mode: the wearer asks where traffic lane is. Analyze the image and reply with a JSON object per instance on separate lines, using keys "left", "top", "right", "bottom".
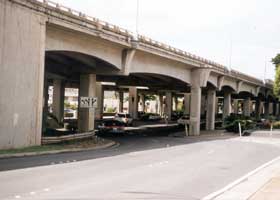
{"left": 0, "top": 137, "right": 280, "bottom": 199}
{"left": 0, "top": 132, "right": 232, "bottom": 172}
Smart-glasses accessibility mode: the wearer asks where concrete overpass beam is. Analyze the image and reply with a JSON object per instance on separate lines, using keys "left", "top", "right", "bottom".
{"left": 52, "top": 80, "right": 65, "bottom": 123}
{"left": 206, "top": 89, "right": 216, "bottom": 131}
{"left": 78, "top": 74, "right": 96, "bottom": 132}
{"left": 129, "top": 87, "right": 138, "bottom": 119}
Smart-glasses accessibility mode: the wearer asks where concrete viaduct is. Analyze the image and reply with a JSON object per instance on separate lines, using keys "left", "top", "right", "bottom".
{"left": 0, "top": 0, "right": 277, "bottom": 149}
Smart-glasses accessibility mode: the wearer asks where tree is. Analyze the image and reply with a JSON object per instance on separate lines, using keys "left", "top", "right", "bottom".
{"left": 272, "top": 54, "right": 280, "bottom": 69}
{"left": 273, "top": 66, "right": 280, "bottom": 97}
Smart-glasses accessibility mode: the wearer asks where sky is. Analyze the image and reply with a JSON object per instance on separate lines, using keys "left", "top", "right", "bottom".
{"left": 54, "top": 0, "right": 280, "bottom": 80}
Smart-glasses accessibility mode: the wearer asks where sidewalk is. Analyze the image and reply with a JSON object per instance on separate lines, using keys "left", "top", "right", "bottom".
{"left": 249, "top": 174, "right": 280, "bottom": 200}
{"left": 210, "top": 156, "right": 280, "bottom": 200}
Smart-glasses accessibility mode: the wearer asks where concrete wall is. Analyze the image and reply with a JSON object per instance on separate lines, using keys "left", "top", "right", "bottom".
{"left": 0, "top": 0, "right": 46, "bottom": 149}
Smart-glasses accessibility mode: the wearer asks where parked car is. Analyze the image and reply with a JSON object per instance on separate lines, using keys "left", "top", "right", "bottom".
{"left": 140, "top": 113, "right": 161, "bottom": 121}
{"left": 97, "top": 119, "right": 126, "bottom": 134}
{"left": 177, "top": 115, "right": 190, "bottom": 126}
{"left": 114, "top": 113, "right": 133, "bottom": 126}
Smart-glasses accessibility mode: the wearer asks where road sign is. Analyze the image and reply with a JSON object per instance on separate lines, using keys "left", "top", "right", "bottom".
{"left": 80, "top": 97, "right": 98, "bottom": 108}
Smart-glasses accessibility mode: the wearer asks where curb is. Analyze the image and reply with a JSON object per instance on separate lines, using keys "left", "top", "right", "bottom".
{"left": 0, "top": 141, "right": 118, "bottom": 159}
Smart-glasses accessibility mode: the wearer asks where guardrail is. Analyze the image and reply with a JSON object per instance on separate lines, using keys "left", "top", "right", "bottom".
{"left": 42, "top": 131, "right": 95, "bottom": 144}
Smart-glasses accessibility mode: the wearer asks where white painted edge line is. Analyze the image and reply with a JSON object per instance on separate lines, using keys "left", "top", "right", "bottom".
{"left": 202, "top": 155, "right": 280, "bottom": 200}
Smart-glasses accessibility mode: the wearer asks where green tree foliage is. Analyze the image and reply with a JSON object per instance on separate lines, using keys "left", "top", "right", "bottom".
{"left": 273, "top": 67, "right": 280, "bottom": 97}
{"left": 272, "top": 54, "right": 280, "bottom": 69}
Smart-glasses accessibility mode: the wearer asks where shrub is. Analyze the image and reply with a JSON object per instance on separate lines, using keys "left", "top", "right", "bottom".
{"left": 224, "top": 114, "right": 256, "bottom": 133}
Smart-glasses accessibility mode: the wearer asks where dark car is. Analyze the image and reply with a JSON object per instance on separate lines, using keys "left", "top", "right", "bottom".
{"left": 97, "top": 119, "right": 126, "bottom": 134}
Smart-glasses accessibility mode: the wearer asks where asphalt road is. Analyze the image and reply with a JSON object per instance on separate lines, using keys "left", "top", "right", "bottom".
{"left": 1, "top": 132, "right": 280, "bottom": 200}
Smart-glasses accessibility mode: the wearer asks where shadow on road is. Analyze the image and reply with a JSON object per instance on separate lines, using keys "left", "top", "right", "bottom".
{"left": 0, "top": 130, "right": 237, "bottom": 172}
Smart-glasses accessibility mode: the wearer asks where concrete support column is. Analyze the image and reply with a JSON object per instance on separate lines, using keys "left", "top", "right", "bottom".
{"left": 243, "top": 97, "right": 251, "bottom": 117}
{"left": 140, "top": 94, "right": 145, "bottom": 112}
{"left": 233, "top": 99, "right": 239, "bottom": 114}
{"left": 129, "top": 87, "right": 138, "bottom": 119}
{"left": 201, "top": 95, "right": 206, "bottom": 115}
{"left": 255, "top": 99, "right": 261, "bottom": 118}
{"left": 269, "top": 103, "right": 273, "bottom": 115}
{"left": 165, "top": 92, "right": 172, "bottom": 120}
{"left": 53, "top": 80, "right": 65, "bottom": 123}
{"left": 119, "top": 91, "right": 124, "bottom": 113}
{"left": 215, "top": 97, "right": 219, "bottom": 114}
{"left": 206, "top": 89, "right": 216, "bottom": 131}
{"left": 275, "top": 102, "right": 279, "bottom": 116}
{"left": 189, "top": 86, "right": 202, "bottom": 136}
{"left": 174, "top": 95, "right": 178, "bottom": 111}
{"left": 223, "top": 92, "right": 231, "bottom": 119}
{"left": 95, "top": 82, "right": 103, "bottom": 120}
{"left": 184, "top": 93, "right": 191, "bottom": 115}
{"left": 78, "top": 74, "right": 96, "bottom": 132}
{"left": 264, "top": 101, "right": 270, "bottom": 117}
{"left": 159, "top": 95, "right": 164, "bottom": 116}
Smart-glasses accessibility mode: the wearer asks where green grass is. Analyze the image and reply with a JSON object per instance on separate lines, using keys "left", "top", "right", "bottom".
{"left": 0, "top": 145, "right": 65, "bottom": 155}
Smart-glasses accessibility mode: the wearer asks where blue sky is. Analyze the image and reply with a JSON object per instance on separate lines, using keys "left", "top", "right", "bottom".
{"left": 55, "top": 0, "right": 279, "bottom": 80}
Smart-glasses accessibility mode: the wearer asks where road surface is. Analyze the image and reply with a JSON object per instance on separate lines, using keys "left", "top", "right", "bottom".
{"left": 0, "top": 132, "right": 280, "bottom": 200}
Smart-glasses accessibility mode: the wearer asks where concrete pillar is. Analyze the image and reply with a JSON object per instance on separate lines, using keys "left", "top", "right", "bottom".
{"left": 201, "top": 95, "right": 206, "bottom": 115}
{"left": 119, "top": 91, "right": 124, "bottom": 113}
{"left": 255, "top": 99, "right": 261, "bottom": 118}
{"left": 159, "top": 94, "right": 164, "bottom": 116}
{"left": 129, "top": 87, "right": 138, "bottom": 119}
{"left": 140, "top": 94, "right": 145, "bottom": 112}
{"left": 223, "top": 92, "right": 231, "bottom": 119}
{"left": 215, "top": 97, "right": 219, "bottom": 114}
{"left": 189, "top": 86, "right": 202, "bottom": 136}
{"left": 275, "top": 102, "right": 279, "bottom": 116}
{"left": 206, "top": 89, "right": 216, "bottom": 131}
{"left": 78, "top": 74, "right": 96, "bottom": 132}
{"left": 184, "top": 93, "right": 191, "bottom": 115}
{"left": 233, "top": 99, "right": 239, "bottom": 114}
{"left": 95, "top": 82, "right": 103, "bottom": 120}
{"left": 165, "top": 92, "right": 172, "bottom": 120}
{"left": 269, "top": 103, "right": 273, "bottom": 115}
{"left": 52, "top": 80, "right": 65, "bottom": 123}
{"left": 174, "top": 95, "right": 179, "bottom": 111}
{"left": 264, "top": 101, "right": 270, "bottom": 117}
{"left": 243, "top": 97, "right": 251, "bottom": 117}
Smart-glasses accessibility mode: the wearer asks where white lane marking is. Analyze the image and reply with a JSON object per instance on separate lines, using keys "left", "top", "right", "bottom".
{"left": 43, "top": 188, "right": 50, "bottom": 192}
{"left": 15, "top": 195, "right": 21, "bottom": 199}
{"left": 148, "top": 161, "right": 169, "bottom": 167}
{"left": 202, "top": 155, "right": 280, "bottom": 200}
{"left": 72, "top": 160, "right": 77, "bottom": 162}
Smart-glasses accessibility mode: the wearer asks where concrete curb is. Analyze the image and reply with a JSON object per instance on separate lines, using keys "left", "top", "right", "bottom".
{"left": 0, "top": 141, "right": 118, "bottom": 159}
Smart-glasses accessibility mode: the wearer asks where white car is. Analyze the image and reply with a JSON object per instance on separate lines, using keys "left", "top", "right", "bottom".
{"left": 114, "top": 113, "right": 133, "bottom": 126}
{"left": 177, "top": 115, "right": 190, "bottom": 126}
